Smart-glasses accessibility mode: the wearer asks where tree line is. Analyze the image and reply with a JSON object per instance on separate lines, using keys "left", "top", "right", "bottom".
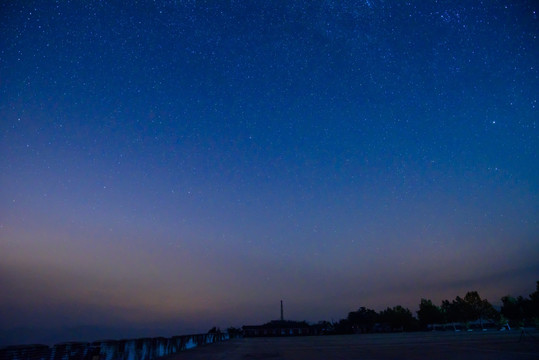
{"left": 332, "top": 281, "right": 539, "bottom": 334}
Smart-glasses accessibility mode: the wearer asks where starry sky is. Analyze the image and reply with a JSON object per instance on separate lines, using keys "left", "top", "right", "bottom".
{"left": 1, "top": 0, "right": 538, "bottom": 346}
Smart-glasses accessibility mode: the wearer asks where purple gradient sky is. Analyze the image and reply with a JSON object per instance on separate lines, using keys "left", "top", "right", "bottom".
{"left": 1, "top": 0, "right": 538, "bottom": 345}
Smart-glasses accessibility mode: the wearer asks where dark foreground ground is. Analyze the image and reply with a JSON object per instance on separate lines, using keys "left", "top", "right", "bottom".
{"left": 163, "top": 330, "right": 539, "bottom": 360}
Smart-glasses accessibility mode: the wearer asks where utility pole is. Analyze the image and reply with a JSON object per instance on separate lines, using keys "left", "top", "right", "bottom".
{"left": 280, "top": 300, "right": 284, "bottom": 321}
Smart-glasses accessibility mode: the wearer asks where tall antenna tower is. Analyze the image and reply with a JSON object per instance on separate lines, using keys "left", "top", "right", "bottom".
{"left": 280, "top": 300, "right": 284, "bottom": 321}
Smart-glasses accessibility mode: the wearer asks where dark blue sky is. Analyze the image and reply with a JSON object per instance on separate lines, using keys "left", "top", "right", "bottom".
{"left": 1, "top": 0, "right": 538, "bottom": 345}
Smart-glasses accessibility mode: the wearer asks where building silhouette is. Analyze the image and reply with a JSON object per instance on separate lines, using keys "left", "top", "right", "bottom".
{"left": 242, "top": 301, "right": 323, "bottom": 337}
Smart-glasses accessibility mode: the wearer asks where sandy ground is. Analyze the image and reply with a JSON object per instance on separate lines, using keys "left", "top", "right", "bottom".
{"left": 163, "top": 330, "right": 539, "bottom": 360}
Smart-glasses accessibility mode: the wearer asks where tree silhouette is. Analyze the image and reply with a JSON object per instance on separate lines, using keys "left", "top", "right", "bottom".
{"left": 462, "top": 291, "right": 497, "bottom": 328}
{"left": 501, "top": 295, "right": 526, "bottom": 326}
{"left": 347, "top": 307, "right": 378, "bottom": 333}
{"left": 417, "top": 299, "right": 444, "bottom": 329}
{"left": 440, "top": 291, "right": 497, "bottom": 329}
{"left": 441, "top": 296, "right": 466, "bottom": 325}
{"left": 334, "top": 318, "right": 353, "bottom": 334}
{"left": 334, "top": 281, "right": 537, "bottom": 335}
{"left": 529, "top": 281, "right": 539, "bottom": 320}
{"left": 502, "top": 281, "right": 539, "bottom": 327}
{"left": 379, "top": 306, "right": 417, "bottom": 332}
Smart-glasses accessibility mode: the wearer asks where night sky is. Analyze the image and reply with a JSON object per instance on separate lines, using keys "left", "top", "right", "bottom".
{"left": 1, "top": 0, "right": 538, "bottom": 345}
